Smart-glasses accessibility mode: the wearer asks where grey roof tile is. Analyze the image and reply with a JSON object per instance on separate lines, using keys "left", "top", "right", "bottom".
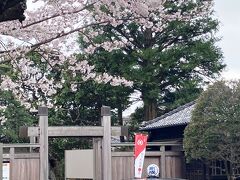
{"left": 140, "top": 102, "right": 195, "bottom": 130}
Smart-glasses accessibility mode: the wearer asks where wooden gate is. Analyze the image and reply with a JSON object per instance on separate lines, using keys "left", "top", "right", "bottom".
{"left": 18, "top": 106, "right": 127, "bottom": 180}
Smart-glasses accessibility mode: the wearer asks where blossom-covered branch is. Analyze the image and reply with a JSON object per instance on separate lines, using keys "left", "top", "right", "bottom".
{"left": 0, "top": 0, "right": 214, "bottom": 109}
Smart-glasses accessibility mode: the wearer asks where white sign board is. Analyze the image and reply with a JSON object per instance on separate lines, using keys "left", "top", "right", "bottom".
{"left": 65, "top": 149, "right": 94, "bottom": 179}
{"left": 2, "top": 162, "right": 10, "bottom": 180}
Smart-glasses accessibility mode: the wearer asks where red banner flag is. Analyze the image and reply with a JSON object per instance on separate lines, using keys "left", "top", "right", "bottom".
{"left": 134, "top": 133, "right": 148, "bottom": 178}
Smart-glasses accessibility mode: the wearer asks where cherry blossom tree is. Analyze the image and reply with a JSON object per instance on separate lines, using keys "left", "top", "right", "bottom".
{"left": 0, "top": 0, "right": 214, "bottom": 109}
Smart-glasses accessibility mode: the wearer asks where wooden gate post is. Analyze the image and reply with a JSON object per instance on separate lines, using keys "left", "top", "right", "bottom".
{"left": 39, "top": 107, "right": 48, "bottom": 180}
{"left": 9, "top": 147, "right": 14, "bottom": 180}
{"left": 93, "top": 138, "right": 102, "bottom": 180}
{"left": 160, "top": 145, "right": 166, "bottom": 178}
{"left": 0, "top": 143, "right": 2, "bottom": 179}
{"left": 101, "top": 106, "right": 111, "bottom": 180}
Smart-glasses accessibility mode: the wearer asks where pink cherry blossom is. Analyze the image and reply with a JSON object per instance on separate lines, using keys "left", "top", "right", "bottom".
{"left": 0, "top": 0, "right": 213, "bottom": 108}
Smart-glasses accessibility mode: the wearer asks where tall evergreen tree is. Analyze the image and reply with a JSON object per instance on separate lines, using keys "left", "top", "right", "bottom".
{"left": 79, "top": 0, "right": 225, "bottom": 121}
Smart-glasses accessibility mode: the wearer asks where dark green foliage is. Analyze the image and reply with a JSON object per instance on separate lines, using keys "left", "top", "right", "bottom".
{"left": 184, "top": 81, "right": 240, "bottom": 179}
{"left": 128, "top": 107, "right": 144, "bottom": 140}
{"left": 0, "top": 90, "right": 36, "bottom": 143}
{"left": 53, "top": 76, "right": 132, "bottom": 124}
{"left": 0, "top": 0, "right": 26, "bottom": 23}
{"left": 46, "top": 78, "right": 130, "bottom": 177}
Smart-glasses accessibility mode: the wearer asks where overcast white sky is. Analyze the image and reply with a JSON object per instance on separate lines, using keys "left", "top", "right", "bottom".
{"left": 214, "top": 0, "right": 240, "bottom": 80}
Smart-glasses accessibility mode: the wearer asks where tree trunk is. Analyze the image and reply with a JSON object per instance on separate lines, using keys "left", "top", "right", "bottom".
{"left": 117, "top": 99, "right": 125, "bottom": 142}
{"left": 143, "top": 101, "right": 157, "bottom": 121}
{"left": 142, "top": 89, "right": 158, "bottom": 121}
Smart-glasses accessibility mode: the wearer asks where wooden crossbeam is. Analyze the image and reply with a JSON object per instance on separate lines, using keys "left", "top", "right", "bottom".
{"left": 20, "top": 126, "right": 128, "bottom": 138}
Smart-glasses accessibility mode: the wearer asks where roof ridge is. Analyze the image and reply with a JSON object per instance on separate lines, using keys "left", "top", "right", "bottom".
{"left": 141, "top": 101, "right": 195, "bottom": 128}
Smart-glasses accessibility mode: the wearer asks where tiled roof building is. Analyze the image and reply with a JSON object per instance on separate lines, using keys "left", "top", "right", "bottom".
{"left": 139, "top": 101, "right": 195, "bottom": 142}
{"left": 140, "top": 101, "right": 195, "bottom": 131}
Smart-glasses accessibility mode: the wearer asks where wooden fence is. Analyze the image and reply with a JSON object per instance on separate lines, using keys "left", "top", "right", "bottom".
{"left": 0, "top": 143, "right": 40, "bottom": 180}
{"left": 0, "top": 141, "right": 185, "bottom": 180}
{"left": 110, "top": 141, "right": 186, "bottom": 180}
